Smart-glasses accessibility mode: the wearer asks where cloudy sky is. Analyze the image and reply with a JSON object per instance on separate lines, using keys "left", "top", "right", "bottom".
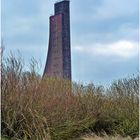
{"left": 2, "top": 0, "right": 139, "bottom": 85}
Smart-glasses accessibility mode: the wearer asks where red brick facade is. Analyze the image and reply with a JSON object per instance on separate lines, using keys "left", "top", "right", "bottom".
{"left": 44, "top": 1, "right": 71, "bottom": 80}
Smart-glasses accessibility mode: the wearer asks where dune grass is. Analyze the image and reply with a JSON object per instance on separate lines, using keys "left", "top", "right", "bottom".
{"left": 81, "top": 134, "right": 139, "bottom": 140}
{"left": 1, "top": 53, "right": 139, "bottom": 140}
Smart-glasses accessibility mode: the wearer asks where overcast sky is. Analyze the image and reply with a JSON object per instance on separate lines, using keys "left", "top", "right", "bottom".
{"left": 2, "top": 0, "right": 139, "bottom": 86}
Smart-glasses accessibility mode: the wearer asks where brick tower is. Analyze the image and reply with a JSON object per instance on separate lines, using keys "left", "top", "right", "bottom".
{"left": 44, "top": 0, "right": 71, "bottom": 80}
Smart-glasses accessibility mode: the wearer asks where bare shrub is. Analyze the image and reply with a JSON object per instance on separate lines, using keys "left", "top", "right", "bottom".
{"left": 1, "top": 52, "right": 139, "bottom": 140}
{"left": 1, "top": 53, "right": 50, "bottom": 140}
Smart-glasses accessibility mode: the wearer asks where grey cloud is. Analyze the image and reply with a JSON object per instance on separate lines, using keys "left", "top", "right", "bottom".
{"left": 2, "top": 0, "right": 139, "bottom": 84}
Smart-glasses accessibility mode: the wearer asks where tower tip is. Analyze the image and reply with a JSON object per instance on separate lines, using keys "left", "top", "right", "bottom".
{"left": 55, "top": 0, "right": 70, "bottom": 4}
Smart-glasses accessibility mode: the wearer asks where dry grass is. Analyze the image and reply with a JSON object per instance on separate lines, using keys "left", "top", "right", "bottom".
{"left": 1, "top": 52, "right": 139, "bottom": 140}
{"left": 82, "top": 135, "right": 139, "bottom": 140}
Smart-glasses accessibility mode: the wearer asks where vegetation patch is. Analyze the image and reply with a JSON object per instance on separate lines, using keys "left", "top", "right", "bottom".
{"left": 1, "top": 53, "right": 139, "bottom": 140}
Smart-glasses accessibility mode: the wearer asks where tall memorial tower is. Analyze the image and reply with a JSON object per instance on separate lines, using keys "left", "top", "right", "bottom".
{"left": 44, "top": 0, "right": 71, "bottom": 80}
